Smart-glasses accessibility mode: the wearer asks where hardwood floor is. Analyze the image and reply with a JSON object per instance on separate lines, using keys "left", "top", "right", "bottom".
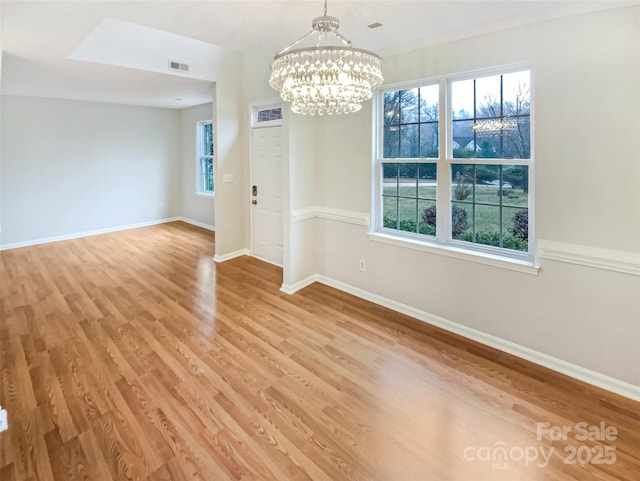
{"left": 0, "top": 221, "right": 638, "bottom": 481}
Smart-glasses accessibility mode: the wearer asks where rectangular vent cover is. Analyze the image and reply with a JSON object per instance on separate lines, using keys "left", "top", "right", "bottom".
{"left": 169, "top": 60, "right": 189, "bottom": 72}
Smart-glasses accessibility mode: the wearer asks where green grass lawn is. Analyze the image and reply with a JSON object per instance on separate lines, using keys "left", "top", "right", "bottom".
{"left": 382, "top": 180, "right": 529, "bottom": 251}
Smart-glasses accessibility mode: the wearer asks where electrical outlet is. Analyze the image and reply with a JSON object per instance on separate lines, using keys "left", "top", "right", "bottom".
{"left": 359, "top": 259, "right": 366, "bottom": 271}
{"left": 0, "top": 406, "right": 8, "bottom": 432}
{"left": 223, "top": 174, "right": 233, "bottom": 183}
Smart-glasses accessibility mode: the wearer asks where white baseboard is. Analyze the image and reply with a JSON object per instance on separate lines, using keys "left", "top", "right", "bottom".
{"left": 0, "top": 217, "right": 181, "bottom": 251}
{"left": 179, "top": 217, "right": 215, "bottom": 232}
{"left": 251, "top": 254, "right": 283, "bottom": 268}
{"left": 282, "top": 274, "right": 639, "bottom": 401}
{"left": 213, "top": 248, "right": 251, "bottom": 263}
{"left": 280, "top": 274, "right": 318, "bottom": 294}
{"left": 0, "top": 217, "right": 215, "bottom": 251}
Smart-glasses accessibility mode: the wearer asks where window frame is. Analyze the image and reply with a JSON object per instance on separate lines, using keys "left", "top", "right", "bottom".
{"left": 196, "top": 120, "right": 214, "bottom": 196}
{"left": 373, "top": 65, "right": 535, "bottom": 269}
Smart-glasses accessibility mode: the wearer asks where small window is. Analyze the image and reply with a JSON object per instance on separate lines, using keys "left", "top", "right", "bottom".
{"left": 197, "top": 121, "right": 214, "bottom": 195}
{"left": 255, "top": 107, "right": 283, "bottom": 125}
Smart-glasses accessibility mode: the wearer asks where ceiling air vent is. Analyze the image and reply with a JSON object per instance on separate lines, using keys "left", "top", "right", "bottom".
{"left": 169, "top": 60, "right": 189, "bottom": 73}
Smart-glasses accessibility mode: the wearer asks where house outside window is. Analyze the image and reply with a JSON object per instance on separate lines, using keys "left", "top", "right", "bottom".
{"left": 197, "top": 121, "right": 214, "bottom": 195}
{"left": 376, "top": 68, "right": 532, "bottom": 261}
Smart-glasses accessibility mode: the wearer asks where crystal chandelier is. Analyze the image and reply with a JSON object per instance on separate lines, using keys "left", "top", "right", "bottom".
{"left": 269, "top": 0, "right": 383, "bottom": 115}
{"left": 473, "top": 118, "right": 519, "bottom": 135}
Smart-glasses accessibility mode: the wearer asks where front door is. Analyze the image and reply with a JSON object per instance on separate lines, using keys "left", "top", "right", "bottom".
{"left": 250, "top": 126, "right": 284, "bottom": 266}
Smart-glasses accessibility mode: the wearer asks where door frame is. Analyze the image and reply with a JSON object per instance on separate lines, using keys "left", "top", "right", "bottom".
{"left": 248, "top": 100, "right": 285, "bottom": 266}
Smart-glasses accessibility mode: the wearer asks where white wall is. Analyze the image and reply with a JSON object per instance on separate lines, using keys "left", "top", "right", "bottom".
{"left": 312, "top": 6, "right": 640, "bottom": 387}
{"left": 212, "top": 51, "right": 249, "bottom": 258}
{"left": 0, "top": 96, "right": 181, "bottom": 246}
{"left": 316, "top": 108, "right": 372, "bottom": 213}
{"left": 285, "top": 114, "right": 319, "bottom": 287}
{"left": 179, "top": 102, "right": 215, "bottom": 227}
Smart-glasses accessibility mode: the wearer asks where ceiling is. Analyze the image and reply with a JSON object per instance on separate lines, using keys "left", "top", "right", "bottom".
{"left": 1, "top": 0, "right": 636, "bottom": 109}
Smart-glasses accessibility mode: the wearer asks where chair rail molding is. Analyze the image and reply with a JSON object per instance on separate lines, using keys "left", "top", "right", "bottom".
{"left": 291, "top": 206, "right": 369, "bottom": 226}
{"left": 538, "top": 240, "right": 640, "bottom": 276}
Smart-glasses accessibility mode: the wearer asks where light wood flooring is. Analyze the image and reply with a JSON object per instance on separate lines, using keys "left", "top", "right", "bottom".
{"left": 0, "top": 221, "right": 638, "bottom": 481}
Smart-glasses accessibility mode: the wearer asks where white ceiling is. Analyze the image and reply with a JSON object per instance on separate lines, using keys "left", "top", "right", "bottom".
{"left": 1, "top": 0, "right": 636, "bottom": 109}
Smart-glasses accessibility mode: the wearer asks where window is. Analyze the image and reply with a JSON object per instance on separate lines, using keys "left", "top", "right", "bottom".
{"left": 376, "top": 68, "right": 532, "bottom": 260}
{"left": 253, "top": 106, "right": 283, "bottom": 127}
{"left": 382, "top": 85, "right": 439, "bottom": 236}
{"left": 257, "top": 107, "right": 283, "bottom": 123}
{"left": 197, "top": 121, "right": 214, "bottom": 195}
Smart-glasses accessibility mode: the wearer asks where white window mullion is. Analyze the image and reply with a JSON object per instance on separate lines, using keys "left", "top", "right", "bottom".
{"left": 373, "top": 89, "right": 382, "bottom": 231}
{"left": 375, "top": 160, "right": 382, "bottom": 230}
{"left": 437, "top": 78, "right": 450, "bottom": 243}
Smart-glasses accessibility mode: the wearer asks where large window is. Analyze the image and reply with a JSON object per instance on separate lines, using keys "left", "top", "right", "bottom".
{"left": 197, "top": 121, "right": 214, "bottom": 195}
{"left": 377, "top": 68, "right": 532, "bottom": 260}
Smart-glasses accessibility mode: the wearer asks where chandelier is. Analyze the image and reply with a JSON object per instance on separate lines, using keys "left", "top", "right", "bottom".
{"left": 473, "top": 118, "right": 519, "bottom": 135}
{"left": 269, "top": 0, "right": 383, "bottom": 115}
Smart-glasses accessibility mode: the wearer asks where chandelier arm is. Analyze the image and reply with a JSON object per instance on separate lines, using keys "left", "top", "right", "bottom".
{"left": 276, "top": 29, "right": 317, "bottom": 56}
{"left": 330, "top": 30, "right": 352, "bottom": 47}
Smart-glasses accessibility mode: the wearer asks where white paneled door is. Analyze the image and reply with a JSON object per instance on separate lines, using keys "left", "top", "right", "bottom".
{"left": 250, "top": 126, "right": 284, "bottom": 266}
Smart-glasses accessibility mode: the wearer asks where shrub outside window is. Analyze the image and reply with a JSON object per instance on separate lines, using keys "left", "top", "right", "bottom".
{"left": 377, "top": 69, "right": 532, "bottom": 259}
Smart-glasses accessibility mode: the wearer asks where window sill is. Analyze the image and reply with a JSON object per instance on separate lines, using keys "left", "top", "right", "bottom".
{"left": 368, "top": 232, "right": 540, "bottom": 275}
{"left": 195, "top": 192, "right": 215, "bottom": 198}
